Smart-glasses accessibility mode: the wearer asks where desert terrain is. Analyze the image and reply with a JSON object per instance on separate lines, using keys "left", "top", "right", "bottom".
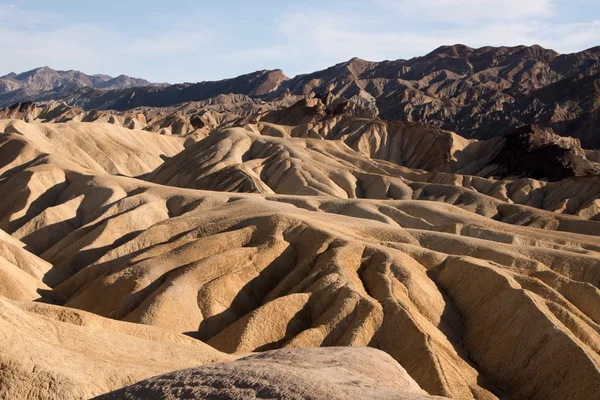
{"left": 0, "top": 45, "right": 599, "bottom": 399}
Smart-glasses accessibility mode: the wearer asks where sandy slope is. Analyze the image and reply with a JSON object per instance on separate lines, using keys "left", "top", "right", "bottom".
{"left": 0, "top": 295, "right": 232, "bottom": 399}
{"left": 0, "top": 118, "right": 599, "bottom": 399}
{"left": 0, "top": 119, "right": 185, "bottom": 176}
{"left": 0, "top": 229, "right": 51, "bottom": 301}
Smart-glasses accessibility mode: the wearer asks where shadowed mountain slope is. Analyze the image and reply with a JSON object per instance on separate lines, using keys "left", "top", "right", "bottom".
{"left": 279, "top": 45, "right": 600, "bottom": 147}
{"left": 49, "top": 69, "right": 289, "bottom": 111}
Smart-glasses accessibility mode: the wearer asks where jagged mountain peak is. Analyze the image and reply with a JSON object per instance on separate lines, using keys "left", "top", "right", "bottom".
{"left": 427, "top": 44, "right": 476, "bottom": 58}
{"left": 0, "top": 66, "right": 162, "bottom": 103}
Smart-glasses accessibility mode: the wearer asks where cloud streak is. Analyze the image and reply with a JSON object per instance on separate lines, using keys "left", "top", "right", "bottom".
{"left": 378, "top": 0, "right": 555, "bottom": 20}
{"left": 0, "top": 3, "right": 212, "bottom": 79}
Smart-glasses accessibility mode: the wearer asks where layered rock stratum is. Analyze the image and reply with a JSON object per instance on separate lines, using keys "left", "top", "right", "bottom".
{"left": 0, "top": 49, "right": 599, "bottom": 400}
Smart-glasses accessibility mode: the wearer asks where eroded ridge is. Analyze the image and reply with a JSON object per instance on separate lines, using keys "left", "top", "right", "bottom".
{"left": 0, "top": 112, "right": 599, "bottom": 399}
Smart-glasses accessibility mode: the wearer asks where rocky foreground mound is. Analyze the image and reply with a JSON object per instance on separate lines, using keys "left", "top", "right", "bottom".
{"left": 96, "top": 347, "right": 436, "bottom": 400}
{"left": 0, "top": 108, "right": 599, "bottom": 399}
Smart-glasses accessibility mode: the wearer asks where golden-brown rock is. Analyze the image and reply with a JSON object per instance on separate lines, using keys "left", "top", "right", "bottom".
{"left": 0, "top": 296, "right": 231, "bottom": 400}
{"left": 0, "top": 110, "right": 599, "bottom": 400}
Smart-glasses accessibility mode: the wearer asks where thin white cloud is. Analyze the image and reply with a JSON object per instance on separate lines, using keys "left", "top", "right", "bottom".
{"left": 0, "top": 4, "right": 212, "bottom": 78}
{"left": 378, "top": 0, "right": 555, "bottom": 21}
{"left": 0, "top": 3, "right": 16, "bottom": 17}
{"left": 0, "top": 3, "right": 60, "bottom": 27}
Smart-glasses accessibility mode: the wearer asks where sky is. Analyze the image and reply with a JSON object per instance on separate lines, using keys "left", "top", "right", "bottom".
{"left": 1, "top": 0, "right": 599, "bottom": 83}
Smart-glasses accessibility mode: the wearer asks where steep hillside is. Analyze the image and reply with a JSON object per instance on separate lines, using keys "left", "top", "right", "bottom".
{"left": 281, "top": 45, "right": 600, "bottom": 147}
{"left": 0, "top": 294, "right": 231, "bottom": 399}
{"left": 0, "top": 119, "right": 185, "bottom": 177}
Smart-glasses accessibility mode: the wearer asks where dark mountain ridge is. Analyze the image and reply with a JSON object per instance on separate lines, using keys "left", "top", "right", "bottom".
{"left": 1, "top": 44, "right": 599, "bottom": 147}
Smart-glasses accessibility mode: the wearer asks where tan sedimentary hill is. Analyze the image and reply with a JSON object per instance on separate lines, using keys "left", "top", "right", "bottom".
{"left": 0, "top": 119, "right": 185, "bottom": 177}
{"left": 147, "top": 126, "right": 600, "bottom": 223}
{"left": 1, "top": 161, "right": 598, "bottom": 398}
{"left": 0, "top": 229, "right": 51, "bottom": 301}
{"left": 96, "top": 347, "right": 439, "bottom": 400}
{"left": 247, "top": 97, "right": 600, "bottom": 180}
{"left": 0, "top": 295, "right": 232, "bottom": 400}
{"left": 0, "top": 93, "right": 304, "bottom": 139}
{"left": 0, "top": 113, "right": 599, "bottom": 399}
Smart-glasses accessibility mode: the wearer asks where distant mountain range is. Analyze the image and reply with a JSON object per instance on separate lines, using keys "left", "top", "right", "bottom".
{"left": 0, "top": 66, "right": 166, "bottom": 107}
{"left": 1, "top": 44, "right": 599, "bottom": 147}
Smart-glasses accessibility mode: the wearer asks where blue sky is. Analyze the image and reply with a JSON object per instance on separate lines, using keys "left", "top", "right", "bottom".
{"left": 1, "top": 0, "right": 599, "bottom": 83}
